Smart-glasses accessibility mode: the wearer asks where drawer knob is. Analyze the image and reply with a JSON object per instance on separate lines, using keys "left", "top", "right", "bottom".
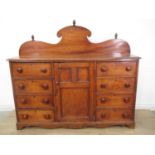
{"left": 41, "top": 83, "right": 49, "bottom": 89}
{"left": 21, "top": 98, "right": 27, "bottom": 104}
{"left": 100, "top": 84, "right": 107, "bottom": 88}
{"left": 40, "top": 68, "right": 47, "bottom": 73}
{"left": 17, "top": 67, "right": 23, "bottom": 73}
{"left": 22, "top": 114, "right": 29, "bottom": 119}
{"left": 100, "top": 97, "right": 106, "bottom": 103}
{"left": 124, "top": 83, "right": 130, "bottom": 88}
{"left": 126, "top": 66, "right": 132, "bottom": 71}
{"left": 44, "top": 114, "right": 51, "bottom": 120}
{"left": 123, "top": 97, "right": 130, "bottom": 103}
{"left": 100, "top": 113, "right": 106, "bottom": 119}
{"left": 122, "top": 112, "right": 129, "bottom": 119}
{"left": 18, "top": 84, "right": 25, "bottom": 89}
{"left": 100, "top": 66, "right": 108, "bottom": 72}
{"left": 42, "top": 98, "right": 49, "bottom": 104}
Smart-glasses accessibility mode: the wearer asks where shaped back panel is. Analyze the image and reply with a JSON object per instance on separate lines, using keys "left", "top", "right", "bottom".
{"left": 19, "top": 25, "right": 130, "bottom": 58}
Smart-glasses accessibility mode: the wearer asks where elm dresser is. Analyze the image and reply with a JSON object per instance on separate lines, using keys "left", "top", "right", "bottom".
{"left": 8, "top": 21, "right": 140, "bottom": 129}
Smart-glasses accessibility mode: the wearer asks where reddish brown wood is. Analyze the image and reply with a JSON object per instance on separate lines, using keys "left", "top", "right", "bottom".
{"left": 96, "top": 94, "right": 134, "bottom": 108}
{"left": 54, "top": 63, "right": 91, "bottom": 122}
{"left": 19, "top": 25, "right": 130, "bottom": 59}
{"left": 16, "top": 95, "right": 53, "bottom": 109}
{"left": 8, "top": 23, "right": 140, "bottom": 129}
{"left": 96, "top": 77, "right": 135, "bottom": 94}
{"left": 12, "top": 63, "right": 52, "bottom": 78}
{"left": 96, "top": 109, "right": 134, "bottom": 122}
{"left": 97, "top": 62, "right": 136, "bottom": 77}
{"left": 14, "top": 80, "right": 53, "bottom": 94}
{"left": 17, "top": 110, "right": 54, "bottom": 123}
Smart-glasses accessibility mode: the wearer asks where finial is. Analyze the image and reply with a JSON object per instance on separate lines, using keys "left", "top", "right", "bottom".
{"left": 73, "top": 20, "right": 76, "bottom": 26}
{"left": 31, "top": 35, "right": 35, "bottom": 41}
{"left": 114, "top": 33, "right": 118, "bottom": 39}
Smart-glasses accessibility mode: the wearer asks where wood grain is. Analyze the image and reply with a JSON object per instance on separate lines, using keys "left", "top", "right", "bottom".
{"left": 8, "top": 23, "right": 140, "bottom": 129}
{"left": 19, "top": 25, "right": 130, "bottom": 58}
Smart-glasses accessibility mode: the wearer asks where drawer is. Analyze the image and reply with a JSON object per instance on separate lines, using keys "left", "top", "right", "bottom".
{"left": 17, "top": 110, "right": 54, "bottom": 123}
{"left": 14, "top": 80, "right": 53, "bottom": 94}
{"left": 97, "top": 77, "right": 135, "bottom": 93}
{"left": 11, "top": 63, "right": 52, "bottom": 78}
{"left": 96, "top": 94, "right": 134, "bottom": 108}
{"left": 97, "top": 62, "right": 136, "bottom": 77}
{"left": 96, "top": 109, "right": 134, "bottom": 122}
{"left": 16, "top": 95, "right": 53, "bottom": 109}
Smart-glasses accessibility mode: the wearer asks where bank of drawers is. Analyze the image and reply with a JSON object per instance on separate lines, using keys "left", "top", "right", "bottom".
{"left": 11, "top": 61, "right": 138, "bottom": 125}
{"left": 11, "top": 62, "right": 54, "bottom": 123}
{"left": 96, "top": 62, "right": 137, "bottom": 122}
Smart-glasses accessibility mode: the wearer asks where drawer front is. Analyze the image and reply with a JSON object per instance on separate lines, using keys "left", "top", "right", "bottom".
{"left": 96, "top": 94, "right": 134, "bottom": 108}
{"left": 16, "top": 95, "right": 53, "bottom": 109}
{"left": 12, "top": 63, "right": 52, "bottom": 78}
{"left": 17, "top": 110, "right": 54, "bottom": 123}
{"left": 97, "top": 77, "right": 135, "bottom": 93}
{"left": 97, "top": 62, "right": 136, "bottom": 77}
{"left": 14, "top": 80, "right": 53, "bottom": 94}
{"left": 96, "top": 109, "right": 134, "bottom": 122}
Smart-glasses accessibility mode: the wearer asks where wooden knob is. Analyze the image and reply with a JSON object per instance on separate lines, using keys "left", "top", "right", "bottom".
{"left": 126, "top": 66, "right": 132, "bottom": 71}
{"left": 100, "top": 98, "right": 106, "bottom": 103}
{"left": 18, "top": 84, "right": 25, "bottom": 89}
{"left": 31, "top": 35, "right": 35, "bottom": 41}
{"left": 22, "top": 114, "right": 29, "bottom": 119}
{"left": 44, "top": 114, "right": 51, "bottom": 120}
{"left": 100, "top": 84, "right": 107, "bottom": 88}
{"left": 17, "top": 67, "right": 23, "bottom": 73}
{"left": 41, "top": 83, "right": 49, "bottom": 89}
{"left": 40, "top": 68, "right": 47, "bottom": 73}
{"left": 21, "top": 98, "right": 27, "bottom": 104}
{"left": 100, "top": 113, "right": 106, "bottom": 119}
{"left": 124, "top": 83, "right": 130, "bottom": 88}
{"left": 42, "top": 98, "right": 49, "bottom": 104}
{"left": 115, "top": 33, "right": 118, "bottom": 39}
{"left": 73, "top": 20, "right": 76, "bottom": 26}
{"left": 100, "top": 66, "right": 108, "bottom": 72}
{"left": 123, "top": 97, "right": 130, "bottom": 103}
{"left": 122, "top": 112, "right": 129, "bottom": 119}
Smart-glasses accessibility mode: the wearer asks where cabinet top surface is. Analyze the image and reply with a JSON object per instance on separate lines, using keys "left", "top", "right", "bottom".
{"left": 8, "top": 56, "right": 140, "bottom": 62}
{"left": 9, "top": 22, "right": 140, "bottom": 60}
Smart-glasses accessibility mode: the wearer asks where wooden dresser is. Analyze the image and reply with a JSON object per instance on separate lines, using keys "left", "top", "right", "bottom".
{"left": 8, "top": 22, "right": 140, "bottom": 129}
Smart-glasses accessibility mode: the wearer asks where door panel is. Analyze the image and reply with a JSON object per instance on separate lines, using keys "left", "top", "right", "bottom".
{"left": 59, "top": 67, "right": 72, "bottom": 82}
{"left": 54, "top": 63, "right": 94, "bottom": 122}
{"left": 76, "top": 67, "right": 89, "bottom": 82}
{"left": 58, "top": 63, "right": 89, "bottom": 82}
{"left": 60, "top": 88, "right": 89, "bottom": 121}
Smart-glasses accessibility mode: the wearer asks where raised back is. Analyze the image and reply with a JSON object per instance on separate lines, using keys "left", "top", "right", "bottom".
{"left": 19, "top": 24, "right": 130, "bottom": 58}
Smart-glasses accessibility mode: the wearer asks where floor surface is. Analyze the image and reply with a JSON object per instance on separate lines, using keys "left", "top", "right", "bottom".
{"left": 0, "top": 110, "right": 155, "bottom": 135}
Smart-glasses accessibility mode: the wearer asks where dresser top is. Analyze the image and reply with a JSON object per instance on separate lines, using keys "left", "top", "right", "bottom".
{"left": 9, "top": 21, "right": 140, "bottom": 60}
{"left": 8, "top": 56, "right": 140, "bottom": 62}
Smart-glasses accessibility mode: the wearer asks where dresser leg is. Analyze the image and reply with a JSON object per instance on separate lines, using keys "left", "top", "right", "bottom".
{"left": 16, "top": 123, "right": 25, "bottom": 130}
{"left": 127, "top": 123, "right": 135, "bottom": 128}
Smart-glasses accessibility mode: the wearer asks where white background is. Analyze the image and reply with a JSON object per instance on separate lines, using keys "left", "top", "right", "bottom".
{"left": 0, "top": 0, "right": 155, "bottom": 154}
{"left": 0, "top": 0, "right": 155, "bottom": 111}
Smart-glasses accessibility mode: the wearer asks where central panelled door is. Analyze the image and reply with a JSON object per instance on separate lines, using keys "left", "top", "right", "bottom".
{"left": 54, "top": 63, "right": 94, "bottom": 122}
